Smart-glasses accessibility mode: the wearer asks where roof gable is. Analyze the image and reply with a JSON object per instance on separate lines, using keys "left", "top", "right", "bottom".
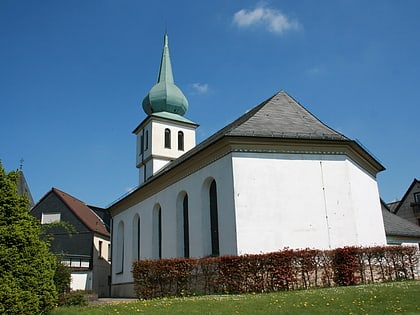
{"left": 394, "top": 178, "right": 420, "bottom": 214}
{"left": 381, "top": 201, "right": 420, "bottom": 238}
{"left": 52, "top": 188, "right": 109, "bottom": 237}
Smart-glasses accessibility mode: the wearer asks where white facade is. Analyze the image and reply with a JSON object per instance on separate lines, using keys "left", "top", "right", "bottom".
{"left": 135, "top": 117, "right": 197, "bottom": 185}
{"left": 110, "top": 148, "right": 386, "bottom": 296}
{"left": 232, "top": 152, "right": 386, "bottom": 253}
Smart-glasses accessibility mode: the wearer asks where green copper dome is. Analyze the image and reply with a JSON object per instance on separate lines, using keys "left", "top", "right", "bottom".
{"left": 142, "top": 34, "right": 188, "bottom": 116}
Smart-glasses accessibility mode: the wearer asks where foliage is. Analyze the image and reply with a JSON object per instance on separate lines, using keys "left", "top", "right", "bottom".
{"left": 133, "top": 246, "right": 419, "bottom": 299}
{"left": 332, "top": 246, "right": 360, "bottom": 286}
{"left": 58, "top": 290, "right": 88, "bottom": 307}
{"left": 52, "top": 281, "right": 420, "bottom": 315}
{"left": 0, "top": 162, "right": 57, "bottom": 314}
{"left": 54, "top": 257, "right": 72, "bottom": 296}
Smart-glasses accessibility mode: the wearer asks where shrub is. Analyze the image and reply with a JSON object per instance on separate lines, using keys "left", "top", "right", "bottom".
{"left": 58, "top": 290, "right": 88, "bottom": 307}
{"left": 132, "top": 245, "right": 419, "bottom": 299}
{"left": 0, "top": 164, "right": 57, "bottom": 314}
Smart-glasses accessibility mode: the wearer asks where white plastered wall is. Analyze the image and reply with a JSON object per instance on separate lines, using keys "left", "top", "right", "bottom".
{"left": 231, "top": 152, "right": 386, "bottom": 254}
{"left": 112, "top": 154, "right": 237, "bottom": 286}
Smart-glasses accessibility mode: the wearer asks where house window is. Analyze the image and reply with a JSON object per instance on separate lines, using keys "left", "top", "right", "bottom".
{"left": 209, "top": 180, "right": 220, "bottom": 257}
{"left": 153, "top": 205, "right": 162, "bottom": 259}
{"left": 183, "top": 194, "right": 190, "bottom": 258}
{"left": 178, "top": 131, "right": 184, "bottom": 151}
{"left": 41, "top": 212, "right": 61, "bottom": 224}
{"left": 164, "top": 128, "right": 171, "bottom": 149}
{"left": 414, "top": 192, "right": 420, "bottom": 204}
{"left": 99, "top": 241, "right": 103, "bottom": 258}
{"left": 116, "top": 221, "right": 124, "bottom": 273}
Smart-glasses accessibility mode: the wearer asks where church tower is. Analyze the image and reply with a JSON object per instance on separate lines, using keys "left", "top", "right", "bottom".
{"left": 133, "top": 34, "right": 198, "bottom": 185}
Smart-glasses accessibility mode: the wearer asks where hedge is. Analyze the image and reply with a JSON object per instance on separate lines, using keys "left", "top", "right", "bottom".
{"left": 132, "top": 245, "right": 419, "bottom": 299}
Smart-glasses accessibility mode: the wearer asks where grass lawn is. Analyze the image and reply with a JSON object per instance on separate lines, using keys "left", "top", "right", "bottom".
{"left": 52, "top": 280, "right": 420, "bottom": 315}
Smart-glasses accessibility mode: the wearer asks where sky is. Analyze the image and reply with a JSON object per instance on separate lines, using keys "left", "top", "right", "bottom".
{"left": 1, "top": 0, "right": 419, "bottom": 207}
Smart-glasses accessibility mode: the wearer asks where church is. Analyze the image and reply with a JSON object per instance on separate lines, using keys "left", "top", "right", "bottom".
{"left": 108, "top": 35, "right": 387, "bottom": 297}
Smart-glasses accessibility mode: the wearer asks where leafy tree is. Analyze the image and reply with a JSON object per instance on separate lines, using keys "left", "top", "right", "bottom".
{"left": 0, "top": 162, "right": 57, "bottom": 314}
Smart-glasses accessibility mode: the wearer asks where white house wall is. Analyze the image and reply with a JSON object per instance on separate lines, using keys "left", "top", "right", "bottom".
{"left": 231, "top": 152, "right": 386, "bottom": 254}
{"left": 112, "top": 154, "right": 237, "bottom": 287}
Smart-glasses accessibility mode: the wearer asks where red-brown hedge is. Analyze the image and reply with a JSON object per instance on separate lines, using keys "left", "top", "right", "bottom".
{"left": 132, "top": 245, "right": 419, "bottom": 299}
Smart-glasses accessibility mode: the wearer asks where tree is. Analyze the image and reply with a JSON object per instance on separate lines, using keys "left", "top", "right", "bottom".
{"left": 0, "top": 162, "right": 57, "bottom": 314}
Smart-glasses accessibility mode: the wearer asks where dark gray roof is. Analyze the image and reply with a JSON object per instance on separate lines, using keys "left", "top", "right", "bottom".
{"left": 225, "top": 91, "right": 348, "bottom": 140}
{"left": 382, "top": 202, "right": 420, "bottom": 238}
{"left": 109, "top": 90, "right": 381, "bottom": 207}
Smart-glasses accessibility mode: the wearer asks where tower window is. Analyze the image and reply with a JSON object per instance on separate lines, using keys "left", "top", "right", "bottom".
{"left": 178, "top": 131, "right": 184, "bottom": 151}
{"left": 145, "top": 130, "right": 149, "bottom": 150}
{"left": 164, "top": 128, "right": 171, "bottom": 149}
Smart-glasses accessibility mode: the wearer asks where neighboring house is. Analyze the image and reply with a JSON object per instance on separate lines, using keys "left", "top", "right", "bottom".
{"left": 390, "top": 179, "right": 420, "bottom": 227}
{"left": 31, "top": 188, "right": 111, "bottom": 297}
{"left": 108, "top": 34, "right": 387, "bottom": 297}
{"left": 381, "top": 200, "right": 420, "bottom": 245}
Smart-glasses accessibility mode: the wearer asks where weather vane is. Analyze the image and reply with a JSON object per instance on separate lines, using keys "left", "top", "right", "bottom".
{"left": 19, "top": 158, "right": 24, "bottom": 171}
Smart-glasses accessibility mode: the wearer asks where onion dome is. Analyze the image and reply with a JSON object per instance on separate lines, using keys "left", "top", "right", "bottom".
{"left": 142, "top": 34, "right": 188, "bottom": 116}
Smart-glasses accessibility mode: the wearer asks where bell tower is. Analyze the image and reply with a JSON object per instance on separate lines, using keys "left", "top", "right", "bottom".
{"left": 133, "top": 34, "right": 198, "bottom": 185}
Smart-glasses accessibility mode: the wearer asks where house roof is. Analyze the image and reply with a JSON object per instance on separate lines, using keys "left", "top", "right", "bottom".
{"left": 17, "top": 170, "right": 34, "bottom": 208}
{"left": 52, "top": 188, "right": 110, "bottom": 237}
{"left": 224, "top": 91, "right": 348, "bottom": 140}
{"left": 381, "top": 201, "right": 420, "bottom": 238}
{"left": 110, "top": 90, "right": 384, "bottom": 209}
{"left": 393, "top": 178, "right": 420, "bottom": 214}
{"left": 155, "top": 90, "right": 382, "bottom": 175}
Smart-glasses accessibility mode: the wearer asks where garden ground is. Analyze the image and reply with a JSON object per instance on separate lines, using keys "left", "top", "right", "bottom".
{"left": 52, "top": 280, "right": 420, "bottom": 315}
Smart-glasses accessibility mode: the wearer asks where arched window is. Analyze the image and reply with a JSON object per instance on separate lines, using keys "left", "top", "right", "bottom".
{"left": 209, "top": 180, "right": 220, "bottom": 256}
{"left": 164, "top": 128, "right": 171, "bottom": 149}
{"left": 132, "top": 215, "right": 140, "bottom": 261}
{"left": 116, "top": 221, "right": 124, "bottom": 273}
{"left": 153, "top": 205, "right": 162, "bottom": 259}
{"left": 183, "top": 194, "right": 190, "bottom": 257}
{"left": 178, "top": 131, "right": 184, "bottom": 151}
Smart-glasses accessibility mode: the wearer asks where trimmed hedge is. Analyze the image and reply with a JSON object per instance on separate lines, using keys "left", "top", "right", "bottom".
{"left": 132, "top": 246, "right": 419, "bottom": 299}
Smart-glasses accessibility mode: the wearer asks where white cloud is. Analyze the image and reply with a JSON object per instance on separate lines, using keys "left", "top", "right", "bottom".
{"left": 191, "top": 82, "right": 209, "bottom": 94}
{"left": 233, "top": 4, "right": 301, "bottom": 34}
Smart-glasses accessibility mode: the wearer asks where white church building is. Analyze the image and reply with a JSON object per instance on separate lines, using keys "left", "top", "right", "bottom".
{"left": 109, "top": 35, "right": 387, "bottom": 297}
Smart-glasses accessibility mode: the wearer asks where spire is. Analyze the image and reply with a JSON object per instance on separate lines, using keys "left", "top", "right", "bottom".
{"left": 142, "top": 34, "right": 189, "bottom": 116}
{"left": 157, "top": 34, "right": 174, "bottom": 84}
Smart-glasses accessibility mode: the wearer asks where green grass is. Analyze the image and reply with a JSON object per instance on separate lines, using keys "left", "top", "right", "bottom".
{"left": 52, "top": 280, "right": 420, "bottom": 315}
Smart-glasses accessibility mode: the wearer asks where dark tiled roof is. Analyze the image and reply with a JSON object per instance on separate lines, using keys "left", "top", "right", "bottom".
{"left": 17, "top": 171, "right": 35, "bottom": 208}
{"left": 393, "top": 178, "right": 420, "bottom": 214}
{"left": 225, "top": 91, "right": 348, "bottom": 140}
{"left": 381, "top": 201, "right": 420, "bottom": 238}
{"left": 109, "top": 90, "right": 381, "bottom": 207}
{"left": 386, "top": 201, "right": 400, "bottom": 213}
{"left": 53, "top": 188, "right": 110, "bottom": 237}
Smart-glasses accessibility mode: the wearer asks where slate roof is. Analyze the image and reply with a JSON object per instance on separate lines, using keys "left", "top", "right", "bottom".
{"left": 52, "top": 188, "right": 110, "bottom": 237}
{"left": 393, "top": 178, "right": 420, "bottom": 214}
{"left": 17, "top": 170, "right": 35, "bottom": 208}
{"left": 224, "top": 91, "right": 348, "bottom": 140}
{"left": 156, "top": 90, "right": 379, "bottom": 175}
{"left": 381, "top": 201, "right": 420, "bottom": 238}
{"left": 110, "top": 90, "right": 383, "bottom": 207}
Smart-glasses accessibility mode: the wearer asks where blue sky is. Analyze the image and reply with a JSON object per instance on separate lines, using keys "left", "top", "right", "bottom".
{"left": 1, "top": 0, "right": 419, "bottom": 207}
